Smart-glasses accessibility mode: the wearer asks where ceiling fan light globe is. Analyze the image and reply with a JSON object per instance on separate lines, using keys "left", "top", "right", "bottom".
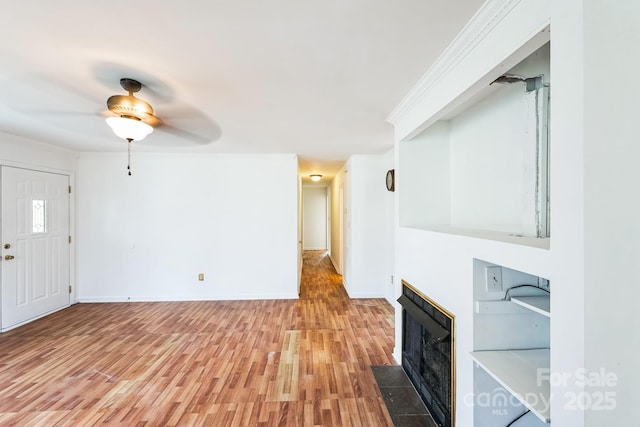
{"left": 106, "top": 116, "right": 153, "bottom": 141}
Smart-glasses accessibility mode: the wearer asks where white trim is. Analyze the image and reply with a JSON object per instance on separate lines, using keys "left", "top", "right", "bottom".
{"left": 392, "top": 346, "right": 401, "bottom": 365}
{"left": 76, "top": 293, "right": 300, "bottom": 303}
{"left": 343, "top": 291, "right": 387, "bottom": 299}
{"left": 0, "top": 158, "right": 75, "bottom": 177}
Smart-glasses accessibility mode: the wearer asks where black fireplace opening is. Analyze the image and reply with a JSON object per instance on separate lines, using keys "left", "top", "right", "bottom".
{"left": 398, "top": 283, "right": 454, "bottom": 427}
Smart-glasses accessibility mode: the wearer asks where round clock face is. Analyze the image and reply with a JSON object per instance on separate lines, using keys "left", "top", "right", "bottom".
{"left": 386, "top": 169, "right": 395, "bottom": 192}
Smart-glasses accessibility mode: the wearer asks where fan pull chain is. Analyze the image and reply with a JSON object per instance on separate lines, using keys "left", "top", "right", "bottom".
{"left": 127, "top": 138, "right": 133, "bottom": 176}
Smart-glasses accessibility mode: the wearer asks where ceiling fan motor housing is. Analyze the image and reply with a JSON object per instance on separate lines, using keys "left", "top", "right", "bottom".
{"left": 107, "top": 94, "right": 154, "bottom": 121}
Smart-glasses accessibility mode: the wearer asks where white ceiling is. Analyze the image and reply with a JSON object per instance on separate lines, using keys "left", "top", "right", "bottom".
{"left": 0, "top": 0, "right": 484, "bottom": 181}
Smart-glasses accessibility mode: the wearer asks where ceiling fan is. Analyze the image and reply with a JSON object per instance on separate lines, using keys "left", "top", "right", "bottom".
{"left": 1, "top": 70, "right": 221, "bottom": 172}
{"left": 104, "top": 77, "right": 221, "bottom": 175}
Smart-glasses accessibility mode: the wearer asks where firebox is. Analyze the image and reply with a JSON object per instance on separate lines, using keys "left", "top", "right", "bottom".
{"left": 398, "top": 280, "right": 455, "bottom": 427}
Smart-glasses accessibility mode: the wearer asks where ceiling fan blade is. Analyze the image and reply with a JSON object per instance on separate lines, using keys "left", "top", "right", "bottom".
{"left": 18, "top": 110, "right": 97, "bottom": 116}
{"left": 155, "top": 122, "right": 219, "bottom": 145}
{"left": 150, "top": 102, "right": 222, "bottom": 145}
{"left": 152, "top": 105, "right": 203, "bottom": 119}
{"left": 0, "top": 73, "right": 101, "bottom": 114}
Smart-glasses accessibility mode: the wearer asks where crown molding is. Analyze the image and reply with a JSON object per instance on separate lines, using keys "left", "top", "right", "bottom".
{"left": 387, "top": 0, "right": 524, "bottom": 125}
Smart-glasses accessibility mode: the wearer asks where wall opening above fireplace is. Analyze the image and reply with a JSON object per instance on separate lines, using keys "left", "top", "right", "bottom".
{"left": 398, "top": 280, "right": 455, "bottom": 427}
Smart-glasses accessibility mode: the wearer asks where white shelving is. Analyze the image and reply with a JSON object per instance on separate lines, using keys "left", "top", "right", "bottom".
{"left": 473, "top": 261, "right": 551, "bottom": 425}
{"left": 511, "top": 296, "right": 550, "bottom": 317}
{"left": 471, "top": 349, "right": 550, "bottom": 423}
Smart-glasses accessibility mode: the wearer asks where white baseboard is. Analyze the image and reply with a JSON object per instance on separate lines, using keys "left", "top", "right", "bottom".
{"left": 328, "top": 254, "right": 341, "bottom": 274}
{"left": 76, "top": 293, "right": 300, "bottom": 303}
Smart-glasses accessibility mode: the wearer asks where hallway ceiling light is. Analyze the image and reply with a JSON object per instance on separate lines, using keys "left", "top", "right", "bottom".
{"left": 310, "top": 174, "right": 322, "bottom": 181}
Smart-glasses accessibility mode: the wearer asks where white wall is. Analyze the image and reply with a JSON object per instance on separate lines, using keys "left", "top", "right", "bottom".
{"left": 382, "top": 149, "right": 395, "bottom": 305}
{"left": 549, "top": 0, "right": 640, "bottom": 425}
{"left": 580, "top": 1, "right": 640, "bottom": 425}
{"left": 550, "top": 1, "right": 586, "bottom": 425}
{"left": 0, "top": 132, "right": 78, "bottom": 173}
{"left": 77, "top": 153, "right": 299, "bottom": 301}
{"left": 297, "top": 171, "right": 303, "bottom": 294}
{"left": 450, "top": 85, "right": 528, "bottom": 233}
{"left": 329, "top": 166, "right": 346, "bottom": 275}
{"left": 302, "top": 186, "right": 327, "bottom": 250}
{"left": 343, "top": 155, "right": 389, "bottom": 298}
{"left": 400, "top": 121, "right": 451, "bottom": 229}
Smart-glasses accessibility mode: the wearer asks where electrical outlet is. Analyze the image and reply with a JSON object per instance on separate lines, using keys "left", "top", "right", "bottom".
{"left": 485, "top": 266, "right": 503, "bottom": 292}
{"left": 198, "top": 273, "right": 204, "bottom": 281}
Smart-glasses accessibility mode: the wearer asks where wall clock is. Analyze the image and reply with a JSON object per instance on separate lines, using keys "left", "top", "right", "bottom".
{"left": 386, "top": 169, "right": 395, "bottom": 192}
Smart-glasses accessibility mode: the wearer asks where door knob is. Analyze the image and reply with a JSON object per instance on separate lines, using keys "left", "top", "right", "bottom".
{"left": 4, "top": 255, "right": 14, "bottom": 260}
{"left": 3, "top": 243, "right": 9, "bottom": 249}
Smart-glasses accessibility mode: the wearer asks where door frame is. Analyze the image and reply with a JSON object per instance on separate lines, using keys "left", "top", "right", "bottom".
{"left": 0, "top": 160, "right": 76, "bottom": 330}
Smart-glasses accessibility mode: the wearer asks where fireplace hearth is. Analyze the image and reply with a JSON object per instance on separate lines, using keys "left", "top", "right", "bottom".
{"left": 398, "top": 281, "right": 455, "bottom": 427}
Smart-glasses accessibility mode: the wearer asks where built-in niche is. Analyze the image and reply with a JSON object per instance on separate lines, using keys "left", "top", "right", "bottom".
{"left": 399, "top": 43, "right": 550, "bottom": 248}
{"left": 471, "top": 259, "right": 551, "bottom": 426}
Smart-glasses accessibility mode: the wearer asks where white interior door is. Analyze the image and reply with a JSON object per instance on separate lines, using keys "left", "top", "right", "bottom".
{"left": 1, "top": 166, "right": 70, "bottom": 331}
{"left": 302, "top": 186, "right": 328, "bottom": 250}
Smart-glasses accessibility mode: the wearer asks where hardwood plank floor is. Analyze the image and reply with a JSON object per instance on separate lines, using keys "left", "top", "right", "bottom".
{"left": 0, "top": 251, "right": 396, "bottom": 426}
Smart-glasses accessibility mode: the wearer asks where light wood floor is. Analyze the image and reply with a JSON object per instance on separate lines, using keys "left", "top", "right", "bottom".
{"left": 0, "top": 251, "right": 396, "bottom": 426}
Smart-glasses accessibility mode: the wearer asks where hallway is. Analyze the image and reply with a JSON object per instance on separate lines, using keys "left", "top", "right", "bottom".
{"left": 0, "top": 251, "right": 396, "bottom": 426}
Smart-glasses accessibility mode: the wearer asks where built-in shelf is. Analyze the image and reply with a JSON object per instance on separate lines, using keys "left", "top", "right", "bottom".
{"left": 475, "top": 300, "right": 531, "bottom": 315}
{"left": 398, "top": 43, "right": 550, "bottom": 248}
{"left": 471, "top": 349, "right": 550, "bottom": 423}
{"left": 511, "top": 296, "right": 550, "bottom": 318}
{"left": 402, "top": 225, "right": 551, "bottom": 249}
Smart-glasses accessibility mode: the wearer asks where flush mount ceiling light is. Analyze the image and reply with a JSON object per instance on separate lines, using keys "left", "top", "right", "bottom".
{"left": 310, "top": 174, "right": 322, "bottom": 181}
